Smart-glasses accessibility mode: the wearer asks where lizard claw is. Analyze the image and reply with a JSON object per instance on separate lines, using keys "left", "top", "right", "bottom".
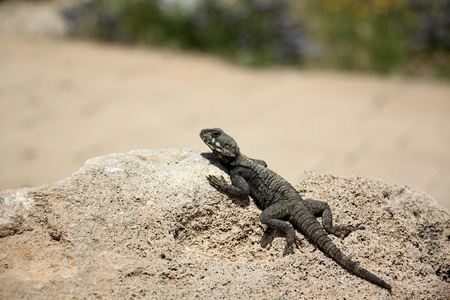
{"left": 333, "top": 223, "right": 365, "bottom": 239}
{"left": 283, "top": 244, "right": 295, "bottom": 256}
{"left": 283, "top": 232, "right": 302, "bottom": 256}
{"left": 207, "top": 175, "right": 228, "bottom": 191}
{"left": 355, "top": 223, "right": 365, "bottom": 230}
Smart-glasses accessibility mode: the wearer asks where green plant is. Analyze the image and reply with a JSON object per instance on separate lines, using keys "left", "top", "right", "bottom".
{"left": 296, "top": 0, "right": 420, "bottom": 74}
{"left": 63, "top": 0, "right": 306, "bottom": 66}
{"left": 62, "top": 0, "right": 449, "bottom": 77}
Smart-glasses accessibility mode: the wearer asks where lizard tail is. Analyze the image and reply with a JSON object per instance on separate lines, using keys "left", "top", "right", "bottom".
{"left": 303, "top": 222, "right": 392, "bottom": 291}
{"left": 333, "top": 249, "right": 392, "bottom": 291}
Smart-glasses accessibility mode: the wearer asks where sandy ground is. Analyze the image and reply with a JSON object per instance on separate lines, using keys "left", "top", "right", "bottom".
{"left": 0, "top": 1, "right": 449, "bottom": 209}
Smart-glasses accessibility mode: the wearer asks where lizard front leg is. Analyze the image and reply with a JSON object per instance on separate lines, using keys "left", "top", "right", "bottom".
{"left": 207, "top": 172, "right": 250, "bottom": 196}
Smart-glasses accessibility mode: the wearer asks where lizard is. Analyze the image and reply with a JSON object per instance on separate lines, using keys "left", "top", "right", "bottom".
{"left": 200, "top": 128, "right": 392, "bottom": 291}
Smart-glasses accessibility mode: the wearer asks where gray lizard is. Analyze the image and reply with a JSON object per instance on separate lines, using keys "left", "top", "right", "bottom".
{"left": 200, "top": 128, "right": 391, "bottom": 291}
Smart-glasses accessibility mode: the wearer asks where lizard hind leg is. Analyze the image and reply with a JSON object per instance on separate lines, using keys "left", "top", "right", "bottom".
{"left": 303, "top": 199, "right": 365, "bottom": 239}
{"left": 260, "top": 202, "right": 301, "bottom": 256}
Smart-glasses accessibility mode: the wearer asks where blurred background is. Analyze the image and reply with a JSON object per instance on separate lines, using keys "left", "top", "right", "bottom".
{"left": 0, "top": 0, "right": 449, "bottom": 208}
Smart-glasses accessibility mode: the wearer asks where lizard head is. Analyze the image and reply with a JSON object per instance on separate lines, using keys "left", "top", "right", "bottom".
{"left": 200, "top": 128, "right": 240, "bottom": 163}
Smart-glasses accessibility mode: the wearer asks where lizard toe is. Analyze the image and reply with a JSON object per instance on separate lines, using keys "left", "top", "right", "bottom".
{"left": 283, "top": 243, "right": 295, "bottom": 256}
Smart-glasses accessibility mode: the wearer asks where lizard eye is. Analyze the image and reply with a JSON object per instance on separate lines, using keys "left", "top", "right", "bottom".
{"left": 211, "top": 131, "right": 221, "bottom": 138}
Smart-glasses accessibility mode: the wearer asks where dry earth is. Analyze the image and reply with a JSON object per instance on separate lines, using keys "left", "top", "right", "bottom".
{"left": 0, "top": 149, "right": 449, "bottom": 299}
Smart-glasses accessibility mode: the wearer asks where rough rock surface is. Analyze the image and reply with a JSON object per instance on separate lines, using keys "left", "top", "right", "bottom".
{"left": 0, "top": 149, "right": 448, "bottom": 299}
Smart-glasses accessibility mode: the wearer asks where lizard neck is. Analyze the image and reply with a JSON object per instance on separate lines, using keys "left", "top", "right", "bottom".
{"left": 230, "top": 154, "right": 253, "bottom": 168}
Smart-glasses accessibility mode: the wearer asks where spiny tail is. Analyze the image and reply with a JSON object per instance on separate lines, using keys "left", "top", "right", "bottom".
{"left": 300, "top": 218, "right": 391, "bottom": 291}
{"left": 327, "top": 242, "right": 392, "bottom": 291}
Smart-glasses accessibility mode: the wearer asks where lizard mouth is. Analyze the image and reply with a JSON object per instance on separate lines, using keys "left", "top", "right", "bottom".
{"left": 200, "top": 128, "right": 239, "bottom": 159}
{"left": 201, "top": 135, "right": 223, "bottom": 154}
{"left": 199, "top": 128, "right": 222, "bottom": 149}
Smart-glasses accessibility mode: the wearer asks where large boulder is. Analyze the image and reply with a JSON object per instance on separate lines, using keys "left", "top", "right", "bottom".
{"left": 0, "top": 149, "right": 448, "bottom": 299}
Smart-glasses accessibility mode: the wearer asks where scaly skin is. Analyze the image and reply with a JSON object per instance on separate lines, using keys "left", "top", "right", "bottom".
{"left": 200, "top": 128, "right": 391, "bottom": 291}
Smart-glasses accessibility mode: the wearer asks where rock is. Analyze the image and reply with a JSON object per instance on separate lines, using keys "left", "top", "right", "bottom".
{"left": 0, "top": 149, "right": 448, "bottom": 299}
